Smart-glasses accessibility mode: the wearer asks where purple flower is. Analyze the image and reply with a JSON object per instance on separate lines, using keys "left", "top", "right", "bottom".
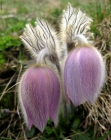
{"left": 19, "top": 66, "right": 60, "bottom": 132}
{"left": 64, "top": 46, "right": 105, "bottom": 106}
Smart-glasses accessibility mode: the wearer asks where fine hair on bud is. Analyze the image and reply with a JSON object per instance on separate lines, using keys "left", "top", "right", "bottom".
{"left": 18, "top": 66, "right": 60, "bottom": 132}
{"left": 64, "top": 45, "right": 105, "bottom": 106}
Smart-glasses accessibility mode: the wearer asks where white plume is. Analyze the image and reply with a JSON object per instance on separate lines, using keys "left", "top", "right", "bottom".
{"left": 60, "top": 3, "right": 93, "bottom": 51}
{"left": 20, "top": 20, "right": 60, "bottom": 70}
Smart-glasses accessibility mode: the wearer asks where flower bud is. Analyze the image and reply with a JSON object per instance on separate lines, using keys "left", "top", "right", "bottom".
{"left": 64, "top": 46, "right": 105, "bottom": 106}
{"left": 18, "top": 66, "right": 60, "bottom": 132}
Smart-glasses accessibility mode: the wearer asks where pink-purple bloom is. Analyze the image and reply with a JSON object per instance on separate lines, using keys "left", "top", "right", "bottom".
{"left": 18, "top": 4, "right": 106, "bottom": 132}
{"left": 64, "top": 46, "right": 105, "bottom": 106}
{"left": 19, "top": 66, "right": 60, "bottom": 132}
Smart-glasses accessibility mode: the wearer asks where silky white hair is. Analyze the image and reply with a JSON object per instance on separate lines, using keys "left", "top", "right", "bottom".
{"left": 59, "top": 3, "right": 94, "bottom": 56}
{"left": 20, "top": 20, "right": 61, "bottom": 72}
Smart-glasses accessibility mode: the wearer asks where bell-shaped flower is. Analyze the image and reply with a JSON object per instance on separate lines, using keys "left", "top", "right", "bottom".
{"left": 18, "top": 20, "right": 61, "bottom": 132}
{"left": 19, "top": 66, "right": 60, "bottom": 132}
{"left": 59, "top": 4, "right": 105, "bottom": 106}
{"left": 64, "top": 45, "right": 105, "bottom": 106}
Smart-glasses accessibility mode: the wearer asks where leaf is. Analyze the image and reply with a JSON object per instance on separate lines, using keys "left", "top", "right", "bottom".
{"left": 45, "top": 126, "right": 53, "bottom": 135}
{"left": 25, "top": 126, "right": 36, "bottom": 138}
{"left": 72, "top": 118, "right": 81, "bottom": 130}
{"left": 72, "top": 131, "right": 91, "bottom": 140}
{"left": 0, "top": 35, "right": 21, "bottom": 51}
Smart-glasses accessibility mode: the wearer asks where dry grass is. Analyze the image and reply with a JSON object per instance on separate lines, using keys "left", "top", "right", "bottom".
{"left": 82, "top": 17, "right": 111, "bottom": 139}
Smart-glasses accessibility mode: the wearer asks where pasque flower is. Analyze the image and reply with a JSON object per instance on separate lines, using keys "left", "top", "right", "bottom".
{"left": 64, "top": 44, "right": 105, "bottom": 106}
{"left": 18, "top": 4, "right": 106, "bottom": 132}
{"left": 60, "top": 4, "right": 105, "bottom": 106}
{"left": 19, "top": 66, "right": 60, "bottom": 131}
{"left": 18, "top": 20, "right": 60, "bottom": 131}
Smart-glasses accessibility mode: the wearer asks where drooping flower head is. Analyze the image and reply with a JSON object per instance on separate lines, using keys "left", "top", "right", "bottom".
{"left": 18, "top": 3, "right": 106, "bottom": 132}
{"left": 64, "top": 45, "right": 105, "bottom": 106}
{"left": 60, "top": 4, "right": 105, "bottom": 106}
{"left": 19, "top": 66, "right": 60, "bottom": 131}
{"left": 18, "top": 20, "right": 61, "bottom": 131}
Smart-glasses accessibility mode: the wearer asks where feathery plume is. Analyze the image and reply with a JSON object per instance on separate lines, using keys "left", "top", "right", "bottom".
{"left": 60, "top": 3, "right": 93, "bottom": 54}
{"left": 20, "top": 20, "right": 60, "bottom": 71}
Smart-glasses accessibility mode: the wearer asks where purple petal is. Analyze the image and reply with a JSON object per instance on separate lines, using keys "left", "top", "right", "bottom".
{"left": 19, "top": 66, "right": 60, "bottom": 131}
{"left": 64, "top": 46, "right": 105, "bottom": 106}
{"left": 47, "top": 69, "right": 60, "bottom": 126}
